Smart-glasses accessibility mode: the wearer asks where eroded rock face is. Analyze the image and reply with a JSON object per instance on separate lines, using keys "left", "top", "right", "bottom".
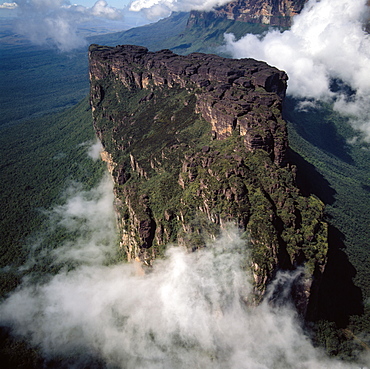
{"left": 89, "top": 44, "right": 328, "bottom": 314}
{"left": 188, "top": 0, "right": 307, "bottom": 28}
{"left": 89, "top": 45, "right": 288, "bottom": 166}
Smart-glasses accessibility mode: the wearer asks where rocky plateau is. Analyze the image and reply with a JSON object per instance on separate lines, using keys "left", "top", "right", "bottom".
{"left": 89, "top": 44, "right": 328, "bottom": 315}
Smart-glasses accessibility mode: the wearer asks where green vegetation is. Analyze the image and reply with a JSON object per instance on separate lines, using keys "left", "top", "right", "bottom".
{"left": 93, "top": 12, "right": 190, "bottom": 51}
{"left": 284, "top": 97, "right": 370, "bottom": 358}
{"left": 0, "top": 98, "right": 106, "bottom": 296}
{"left": 284, "top": 97, "right": 370, "bottom": 300}
{"left": 0, "top": 43, "right": 89, "bottom": 127}
{"left": 93, "top": 12, "right": 272, "bottom": 55}
{"left": 164, "top": 16, "right": 271, "bottom": 55}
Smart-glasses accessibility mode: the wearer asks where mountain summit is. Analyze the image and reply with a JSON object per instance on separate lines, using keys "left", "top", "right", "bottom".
{"left": 89, "top": 44, "right": 328, "bottom": 314}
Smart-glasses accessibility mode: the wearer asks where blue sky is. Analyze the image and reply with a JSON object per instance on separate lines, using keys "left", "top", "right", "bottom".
{"left": 76, "top": 0, "right": 131, "bottom": 8}
{"left": 0, "top": 0, "right": 132, "bottom": 9}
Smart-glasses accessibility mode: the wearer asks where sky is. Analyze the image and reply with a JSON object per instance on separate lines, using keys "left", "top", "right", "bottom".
{"left": 0, "top": 0, "right": 233, "bottom": 11}
{"left": 76, "top": 0, "right": 130, "bottom": 7}
{"left": 0, "top": 0, "right": 131, "bottom": 8}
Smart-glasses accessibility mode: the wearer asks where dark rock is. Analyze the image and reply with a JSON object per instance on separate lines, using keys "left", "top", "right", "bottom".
{"left": 89, "top": 44, "right": 288, "bottom": 165}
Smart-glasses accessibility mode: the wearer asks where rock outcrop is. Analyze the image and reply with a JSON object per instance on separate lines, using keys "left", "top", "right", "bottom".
{"left": 89, "top": 44, "right": 288, "bottom": 166}
{"left": 188, "top": 0, "right": 307, "bottom": 28}
{"left": 89, "top": 44, "right": 328, "bottom": 313}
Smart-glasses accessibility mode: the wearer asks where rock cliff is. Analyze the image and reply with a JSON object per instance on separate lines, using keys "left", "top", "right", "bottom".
{"left": 188, "top": 0, "right": 307, "bottom": 28}
{"left": 89, "top": 44, "right": 328, "bottom": 312}
{"left": 89, "top": 44, "right": 288, "bottom": 165}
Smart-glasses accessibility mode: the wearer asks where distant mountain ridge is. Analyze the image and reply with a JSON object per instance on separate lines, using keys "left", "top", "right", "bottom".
{"left": 93, "top": 0, "right": 308, "bottom": 56}
{"left": 188, "top": 0, "right": 307, "bottom": 28}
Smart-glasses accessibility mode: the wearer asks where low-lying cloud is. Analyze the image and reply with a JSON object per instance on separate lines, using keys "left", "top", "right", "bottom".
{"left": 1, "top": 226, "right": 365, "bottom": 368}
{"left": 12, "top": 0, "right": 123, "bottom": 51}
{"left": 19, "top": 140, "right": 116, "bottom": 272}
{"left": 223, "top": 0, "right": 370, "bottom": 141}
{"left": 0, "top": 204, "right": 367, "bottom": 367}
{"left": 46, "top": 175, "right": 117, "bottom": 266}
{"left": 84, "top": 139, "right": 104, "bottom": 161}
{"left": 19, "top": 173, "right": 117, "bottom": 274}
{"left": 129, "top": 0, "right": 233, "bottom": 20}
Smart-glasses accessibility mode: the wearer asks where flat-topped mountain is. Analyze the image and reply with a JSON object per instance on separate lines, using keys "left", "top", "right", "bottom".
{"left": 89, "top": 44, "right": 328, "bottom": 313}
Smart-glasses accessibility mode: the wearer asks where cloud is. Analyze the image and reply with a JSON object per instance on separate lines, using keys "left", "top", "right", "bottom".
{"left": 223, "top": 0, "right": 370, "bottom": 141}
{"left": 0, "top": 2, "right": 18, "bottom": 9}
{"left": 12, "top": 0, "right": 123, "bottom": 51}
{"left": 85, "top": 139, "right": 103, "bottom": 161}
{"left": 129, "top": 0, "right": 233, "bottom": 20}
{"left": 0, "top": 220, "right": 366, "bottom": 367}
{"left": 22, "top": 174, "right": 117, "bottom": 271}
{"left": 90, "top": 0, "right": 122, "bottom": 18}
{"left": 46, "top": 174, "right": 117, "bottom": 266}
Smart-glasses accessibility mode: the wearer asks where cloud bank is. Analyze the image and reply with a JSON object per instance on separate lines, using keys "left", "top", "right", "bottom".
{"left": 129, "top": 0, "right": 233, "bottom": 20}
{"left": 0, "top": 213, "right": 366, "bottom": 367}
{"left": 0, "top": 142, "right": 366, "bottom": 367}
{"left": 223, "top": 0, "right": 370, "bottom": 141}
{"left": 12, "top": 0, "right": 123, "bottom": 51}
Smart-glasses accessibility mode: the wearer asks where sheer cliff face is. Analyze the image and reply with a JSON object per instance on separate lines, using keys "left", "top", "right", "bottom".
{"left": 89, "top": 44, "right": 328, "bottom": 309}
{"left": 188, "top": 0, "right": 307, "bottom": 27}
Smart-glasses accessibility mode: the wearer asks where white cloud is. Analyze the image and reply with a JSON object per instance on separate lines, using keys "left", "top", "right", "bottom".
{"left": 129, "top": 0, "right": 233, "bottom": 20}
{"left": 47, "top": 175, "right": 117, "bottom": 265}
{"left": 90, "top": 0, "right": 121, "bottom": 18}
{"left": 0, "top": 2, "right": 18, "bottom": 9}
{"left": 12, "top": 0, "right": 123, "bottom": 51}
{"left": 223, "top": 0, "right": 370, "bottom": 140}
{"left": 0, "top": 224, "right": 365, "bottom": 367}
{"left": 20, "top": 173, "right": 117, "bottom": 272}
{"left": 86, "top": 139, "right": 103, "bottom": 161}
